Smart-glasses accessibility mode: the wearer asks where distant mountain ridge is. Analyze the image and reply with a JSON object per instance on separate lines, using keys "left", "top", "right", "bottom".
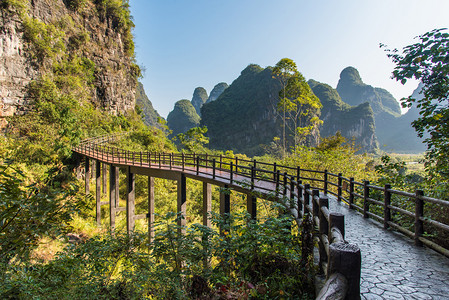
{"left": 336, "top": 67, "right": 425, "bottom": 153}
{"left": 166, "top": 82, "right": 228, "bottom": 138}
{"left": 163, "top": 63, "right": 425, "bottom": 154}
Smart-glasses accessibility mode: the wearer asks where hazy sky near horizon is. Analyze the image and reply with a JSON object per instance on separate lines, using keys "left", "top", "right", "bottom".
{"left": 129, "top": 0, "right": 449, "bottom": 118}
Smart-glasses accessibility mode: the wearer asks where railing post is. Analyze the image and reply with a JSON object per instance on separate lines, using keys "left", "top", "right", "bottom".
{"left": 283, "top": 172, "right": 288, "bottom": 196}
{"left": 235, "top": 157, "right": 238, "bottom": 174}
{"left": 337, "top": 173, "right": 342, "bottom": 202}
{"left": 415, "top": 190, "right": 424, "bottom": 247}
{"left": 319, "top": 195, "right": 329, "bottom": 274}
{"left": 182, "top": 153, "right": 185, "bottom": 171}
{"left": 158, "top": 153, "right": 161, "bottom": 169}
{"left": 324, "top": 169, "right": 328, "bottom": 194}
{"left": 384, "top": 184, "right": 391, "bottom": 229}
{"left": 196, "top": 156, "right": 199, "bottom": 175}
{"left": 220, "top": 154, "right": 223, "bottom": 169}
{"left": 297, "top": 180, "right": 303, "bottom": 215}
{"left": 363, "top": 180, "right": 370, "bottom": 218}
{"left": 276, "top": 170, "right": 280, "bottom": 193}
{"left": 148, "top": 152, "right": 151, "bottom": 167}
{"left": 312, "top": 189, "right": 320, "bottom": 220}
{"left": 170, "top": 153, "right": 172, "bottom": 170}
{"left": 273, "top": 162, "right": 277, "bottom": 182}
{"left": 230, "top": 162, "right": 233, "bottom": 184}
{"left": 205, "top": 154, "right": 208, "bottom": 167}
{"left": 251, "top": 166, "right": 255, "bottom": 190}
{"left": 212, "top": 159, "right": 216, "bottom": 179}
{"left": 349, "top": 177, "right": 354, "bottom": 209}
{"left": 297, "top": 166, "right": 300, "bottom": 182}
{"left": 329, "top": 212, "right": 345, "bottom": 241}
{"left": 140, "top": 151, "right": 142, "bottom": 166}
{"left": 289, "top": 176, "right": 294, "bottom": 209}
{"left": 304, "top": 184, "right": 311, "bottom": 213}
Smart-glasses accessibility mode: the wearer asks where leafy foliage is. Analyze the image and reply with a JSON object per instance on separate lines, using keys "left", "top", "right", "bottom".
{"left": 0, "top": 211, "right": 315, "bottom": 299}
{"left": 0, "top": 161, "right": 86, "bottom": 264}
{"left": 383, "top": 28, "right": 449, "bottom": 178}
{"left": 176, "top": 126, "right": 210, "bottom": 153}
{"left": 272, "top": 59, "right": 322, "bottom": 155}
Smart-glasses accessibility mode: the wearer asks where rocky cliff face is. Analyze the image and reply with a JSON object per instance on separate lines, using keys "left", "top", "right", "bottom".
{"left": 308, "top": 80, "right": 378, "bottom": 152}
{"left": 191, "top": 87, "right": 208, "bottom": 116}
{"left": 206, "top": 82, "right": 228, "bottom": 104}
{"left": 336, "top": 67, "right": 401, "bottom": 116}
{"left": 0, "top": 0, "right": 138, "bottom": 129}
{"left": 336, "top": 67, "right": 424, "bottom": 153}
{"left": 135, "top": 82, "right": 162, "bottom": 128}
{"left": 201, "top": 64, "right": 320, "bottom": 156}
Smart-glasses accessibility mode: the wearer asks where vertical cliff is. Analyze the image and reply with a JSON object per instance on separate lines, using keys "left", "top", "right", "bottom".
{"left": 309, "top": 80, "right": 378, "bottom": 152}
{"left": 0, "top": 0, "right": 139, "bottom": 129}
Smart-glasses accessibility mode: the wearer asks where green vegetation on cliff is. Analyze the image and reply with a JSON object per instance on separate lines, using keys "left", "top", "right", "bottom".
{"left": 167, "top": 99, "right": 201, "bottom": 137}
{"left": 308, "top": 79, "right": 378, "bottom": 152}
{"left": 135, "top": 82, "right": 162, "bottom": 128}
{"left": 201, "top": 63, "right": 321, "bottom": 156}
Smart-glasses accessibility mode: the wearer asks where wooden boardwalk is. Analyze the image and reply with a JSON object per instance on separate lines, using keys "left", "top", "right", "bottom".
{"left": 73, "top": 134, "right": 449, "bottom": 299}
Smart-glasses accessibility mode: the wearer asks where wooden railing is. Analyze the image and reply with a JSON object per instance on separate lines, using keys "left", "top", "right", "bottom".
{"left": 73, "top": 134, "right": 363, "bottom": 299}
{"left": 73, "top": 133, "right": 449, "bottom": 298}
{"left": 323, "top": 173, "right": 449, "bottom": 258}
{"left": 74, "top": 134, "right": 449, "bottom": 258}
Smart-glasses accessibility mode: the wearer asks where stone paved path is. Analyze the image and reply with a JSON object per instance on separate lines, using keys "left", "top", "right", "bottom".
{"left": 329, "top": 198, "right": 449, "bottom": 299}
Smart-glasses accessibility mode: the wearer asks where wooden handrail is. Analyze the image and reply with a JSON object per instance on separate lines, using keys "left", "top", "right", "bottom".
{"left": 73, "top": 134, "right": 449, "bottom": 259}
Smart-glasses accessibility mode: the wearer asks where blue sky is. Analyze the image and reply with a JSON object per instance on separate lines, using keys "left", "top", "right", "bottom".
{"left": 129, "top": 0, "right": 449, "bottom": 118}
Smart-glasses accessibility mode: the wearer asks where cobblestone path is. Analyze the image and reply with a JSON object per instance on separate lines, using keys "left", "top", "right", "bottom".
{"left": 329, "top": 199, "right": 449, "bottom": 300}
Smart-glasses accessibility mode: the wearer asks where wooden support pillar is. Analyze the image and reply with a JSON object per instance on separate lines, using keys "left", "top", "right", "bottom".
{"left": 126, "top": 166, "right": 135, "bottom": 235}
{"left": 247, "top": 193, "right": 257, "bottom": 220}
{"left": 91, "top": 159, "right": 95, "bottom": 180}
{"left": 148, "top": 176, "right": 155, "bottom": 243}
{"left": 220, "top": 185, "right": 231, "bottom": 234}
{"left": 115, "top": 167, "right": 120, "bottom": 208}
{"left": 203, "top": 182, "right": 212, "bottom": 227}
{"left": 96, "top": 160, "right": 101, "bottom": 226}
{"left": 85, "top": 157, "right": 90, "bottom": 195}
{"left": 109, "top": 165, "right": 117, "bottom": 232}
{"left": 102, "top": 163, "right": 107, "bottom": 196}
{"left": 177, "top": 173, "right": 187, "bottom": 233}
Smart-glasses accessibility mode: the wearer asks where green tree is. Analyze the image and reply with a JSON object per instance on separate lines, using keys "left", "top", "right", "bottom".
{"left": 176, "top": 126, "right": 209, "bottom": 153}
{"left": 383, "top": 28, "right": 449, "bottom": 177}
{"left": 272, "top": 58, "right": 322, "bottom": 155}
